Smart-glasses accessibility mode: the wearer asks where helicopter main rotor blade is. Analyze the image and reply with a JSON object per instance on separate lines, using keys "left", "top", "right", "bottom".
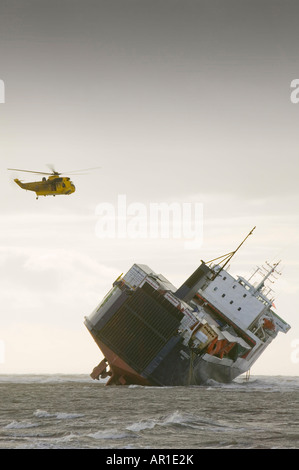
{"left": 8, "top": 166, "right": 101, "bottom": 176}
{"left": 61, "top": 166, "right": 101, "bottom": 174}
{"left": 7, "top": 168, "right": 53, "bottom": 175}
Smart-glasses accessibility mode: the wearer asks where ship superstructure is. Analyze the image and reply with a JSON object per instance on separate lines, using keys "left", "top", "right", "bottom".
{"left": 84, "top": 230, "right": 290, "bottom": 386}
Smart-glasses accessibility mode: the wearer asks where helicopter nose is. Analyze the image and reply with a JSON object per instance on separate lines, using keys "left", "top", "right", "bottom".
{"left": 72, "top": 185, "right": 76, "bottom": 193}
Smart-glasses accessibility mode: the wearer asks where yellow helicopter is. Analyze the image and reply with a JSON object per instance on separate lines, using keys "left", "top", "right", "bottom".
{"left": 8, "top": 166, "right": 101, "bottom": 199}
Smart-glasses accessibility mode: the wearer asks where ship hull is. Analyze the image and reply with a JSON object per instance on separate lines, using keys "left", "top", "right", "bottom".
{"left": 85, "top": 260, "right": 290, "bottom": 387}
{"left": 91, "top": 336, "right": 245, "bottom": 386}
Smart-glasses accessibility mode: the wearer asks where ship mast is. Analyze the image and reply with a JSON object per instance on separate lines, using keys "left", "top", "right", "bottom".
{"left": 253, "top": 261, "right": 281, "bottom": 293}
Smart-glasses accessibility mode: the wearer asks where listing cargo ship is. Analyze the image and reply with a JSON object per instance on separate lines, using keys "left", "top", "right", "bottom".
{"left": 84, "top": 228, "right": 290, "bottom": 386}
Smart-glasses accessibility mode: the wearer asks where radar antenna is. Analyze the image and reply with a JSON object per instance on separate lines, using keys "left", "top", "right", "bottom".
{"left": 253, "top": 260, "right": 282, "bottom": 293}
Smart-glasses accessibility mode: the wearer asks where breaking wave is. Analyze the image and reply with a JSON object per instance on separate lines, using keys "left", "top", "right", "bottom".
{"left": 33, "top": 409, "right": 84, "bottom": 419}
{"left": 4, "top": 421, "right": 39, "bottom": 429}
{"left": 88, "top": 429, "right": 134, "bottom": 440}
{"left": 126, "top": 410, "right": 237, "bottom": 435}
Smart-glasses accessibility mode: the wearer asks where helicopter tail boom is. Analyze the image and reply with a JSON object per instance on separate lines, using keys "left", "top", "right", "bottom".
{"left": 14, "top": 178, "right": 26, "bottom": 189}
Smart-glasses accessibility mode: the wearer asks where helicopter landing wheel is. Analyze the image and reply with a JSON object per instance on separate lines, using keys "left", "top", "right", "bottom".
{"left": 36, "top": 196, "right": 38, "bottom": 200}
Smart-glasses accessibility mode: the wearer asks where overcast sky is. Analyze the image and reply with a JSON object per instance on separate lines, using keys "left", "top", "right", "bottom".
{"left": 1, "top": 0, "right": 299, "bottom": 376}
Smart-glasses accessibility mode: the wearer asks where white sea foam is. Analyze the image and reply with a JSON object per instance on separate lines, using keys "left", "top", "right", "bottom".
{"left": 4, "top": 420, "right": 39, "bottom": 429}
{"left": 126, "top": 418, "right": 157, "bottom": 432}
{"left": 54, "top": 432, "right": 78, "bottom": 442}
{"left": 56, "top": 412, "right": 83, "bottom": 419}
{"left": 126, "top": 410, "right": 240, "bottom": 436}
{"left": 87, "top": 429, "right": 133, "bottom": 440}
{"left": 33, "top": 409, "right": 54, "bottom": 418}
{"left": 126, "top": 410, "right": 196, "bottom": 433}
{"left": 162, "top": 410, "right": 187, "bottom": 425}
{"left": 33, "top": 409, "right": 83, "bottom": 419}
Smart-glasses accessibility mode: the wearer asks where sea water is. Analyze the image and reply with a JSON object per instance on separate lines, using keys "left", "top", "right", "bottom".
{"left": 0, "top": 374, "right": 298, "bottom": 450}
